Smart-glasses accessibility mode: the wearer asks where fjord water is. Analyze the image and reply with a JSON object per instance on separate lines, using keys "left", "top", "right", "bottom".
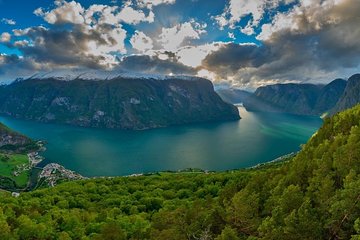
{"left": 0, "top": 107, "right": 322, "bottom": 177}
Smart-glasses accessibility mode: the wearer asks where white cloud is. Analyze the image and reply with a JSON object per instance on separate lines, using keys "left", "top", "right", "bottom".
{"left": 1, "top": 18, "right": 16, "bottom": 25}
{"left": 13, "top": 40, "right": 29, "bottom": 47}
{"left": 0, "top": 32, "right": 11, "bottom": 42}
{"left": 85, "top": 2, "right": 154, "bottom": 25}
{"left": 36, "top": 1, "right": 154, "bottom": 26}
{"left": 137, "top": 0, "right": 176, "bottom": 9}
{"left": 228, "top": 32, "right": 235, "bottom": 39}
{"left": 256, "top": 0, "right": 354, "bottom": 41}
{"left": 130, "top": 31, "right": 154, "bottom": 53}
{"left": 176, "top": 43, "right": 222, "bottom": 68}
{"left": 87, "top": 26, "right": 128, "bottom": 58}
{"left": 41, "top": 0, "right": 85, "bottom": 24}
{"left": 117, "top": 4, "right": 155, "bottom": 24}
{"left": 197, "top": 69, "right": 217, "bottom": 81}
{"left": 159, "top": 21, "right": 207, "bottom": 51}
{"left": 215, "top": 0, "right": 293, "bottom": 35}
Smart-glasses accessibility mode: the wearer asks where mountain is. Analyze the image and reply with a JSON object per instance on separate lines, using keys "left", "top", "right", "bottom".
{"left": 243, "top": 78, "right": 346, "bottom": 115}
{"left": 0, "top": 122, "right": 37, "bottom": 153}
{"left": 243, "top": 83, "right": 322, "bottom": 115}
{"left": 314, "top": 78, "right": 347, "bottom": 114}
{"left": 331, "top": 74, "right": 360, "bottom": 114}
{"left": 0, "top": 77, "right": 240, "bottom": 130}
{"left": 216, "top": 88, "right": 252, "bottom": 104}
{"left": 1, "top": 104, "right": 360, "bottom": 239}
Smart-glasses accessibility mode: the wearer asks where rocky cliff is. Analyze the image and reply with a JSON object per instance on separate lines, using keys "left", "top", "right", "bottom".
{"left": 243, "top": 79, "right": 347, "bottom": 116}
{"left": 0, "top": 77, "right": 240, "bottom": 130}
{"left": 331, "top": 74, "right": 360, "bottom": 114}
{"left": 0, "top": 122, "right": 37, "bottom": 152}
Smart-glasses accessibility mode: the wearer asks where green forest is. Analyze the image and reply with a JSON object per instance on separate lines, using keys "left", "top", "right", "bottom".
{"left": 1, "top": 104, "right": 360, "bottom": 239}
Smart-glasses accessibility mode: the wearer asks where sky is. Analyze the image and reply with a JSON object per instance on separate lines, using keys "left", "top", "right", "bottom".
{"left": 0, "top": 0, "right": 359, "bottom": 88}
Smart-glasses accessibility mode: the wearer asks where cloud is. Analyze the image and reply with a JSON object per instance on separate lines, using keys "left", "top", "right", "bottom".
{"left": 1, "top": 18, "right": 16, "bottom": 25}
{"left": 203, "top": 0, "right": 360, "bottom": 87}
{"left": 159, "top": 21, "right": 207, "bottom": 51}
{"left": 12, "top": 23, "right": 126, "bottom": 69}
{"left": 116, "top": 2, "right": 155, "bottom": 24}
{"left": 9, "top": 0, "right": 143, "bottom": 69}
{"left": 35, "top": 0, "right": 154, "bottom": 26}
{"left": 35, "top": 0, "right": 85, "bottom": 25}
{"left": 175, "top": 42, "right": 222, "bottom": 68}
{"left": 137, "top": 0, "right": 176, "bottom": 9}
{"left": 2, "top": 0, "right": 360, "bottom": 87}
{"left": 117, "top": 55, "right": 196, "bottom": 75}
{"left": 130, "top": 31, "right": 154, "bottom": 53}
{"left": 0, "top": 54, "right": 44, "bottom": 82}
{"left": 0, "top": 32, "right": 11, "bottom": 42}
{"left": 215, "top": 0, "right": 296, "bottom": 35}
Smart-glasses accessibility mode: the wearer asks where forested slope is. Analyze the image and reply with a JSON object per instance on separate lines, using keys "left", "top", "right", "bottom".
{"left": 1, "top": 104, "right": 360, "bottom": 239}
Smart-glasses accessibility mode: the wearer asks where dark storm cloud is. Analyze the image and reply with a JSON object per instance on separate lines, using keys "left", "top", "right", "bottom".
{"left": 0, "top": 54, "right": 41, "bottom": 81}
{"left": 11, "top": 25, "right": 122, "bottom": 69}
{"left": 202, "top": 43, "right": 266, "bottom": 76}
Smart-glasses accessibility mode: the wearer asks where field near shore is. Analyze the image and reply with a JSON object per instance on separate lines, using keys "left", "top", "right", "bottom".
{"left": 0, "top": 153, "right": 29, "bottom": 188}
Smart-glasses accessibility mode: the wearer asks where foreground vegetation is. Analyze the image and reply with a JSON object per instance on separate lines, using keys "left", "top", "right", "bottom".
{"left": 0, "top": 104, "right": 360, "bottom": 239}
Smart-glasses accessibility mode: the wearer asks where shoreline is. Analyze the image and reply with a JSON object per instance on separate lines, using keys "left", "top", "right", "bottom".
{"left": 4, "top": 142, "right": 299, "bottom": 193}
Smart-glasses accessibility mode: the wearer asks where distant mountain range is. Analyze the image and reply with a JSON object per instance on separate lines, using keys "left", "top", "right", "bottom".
{"left": 243, "top": 73, "right": 360, "bottom": 116}
{"left": 216, "top": 88, "right": 252, "bottom": 104}
{"left": 0, "top": 77, "right": 239, "bottom": 130}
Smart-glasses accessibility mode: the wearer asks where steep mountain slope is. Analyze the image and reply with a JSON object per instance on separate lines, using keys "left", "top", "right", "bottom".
{"left": 1, "top": 104, "right": 360, "bottom": 239}
{"left": 314, "top": 78, "right": 347, "bottom": 113}
{"left": 332, "top": 74, "right": 360, "bottom": 114}
{"left": 216, "top": 88, "right": 252, "bottom": 104}
{"left": 0, "top": 122, "right": 37, "bottom": 153}
{"left": 243, "top": 83, "right": 322, "bottom": 115}
{"left": 0, "top": 77, "right": 240, "bottom": 130}
{"left": 243, "top": 78, "right": 347, "bottom": 116}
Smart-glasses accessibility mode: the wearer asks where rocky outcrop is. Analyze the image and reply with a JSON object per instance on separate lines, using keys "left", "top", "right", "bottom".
{"left": 0, "top": 77, "right": 240, "bottom": 130}
{"left": 0, "top": 123, "right": 36, "bottom": 152}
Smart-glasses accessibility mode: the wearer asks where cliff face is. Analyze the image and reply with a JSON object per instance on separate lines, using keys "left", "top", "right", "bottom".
{"left": 0, "top": 123, "right": 29, "bottom": 147}
{"left": 0, "top": 122, "right": 36, "bottom": 153}
{"left": 314, "top": 79, "right": 347, "bottom": 114}
{"left": 243, "top": 79, "right": 347, "bottom": 116}
{"left": 331, "top": 74, "right": 360, "bottom": 114}
{"left": 0, "top": 77, "right": 240, "bottom": 130}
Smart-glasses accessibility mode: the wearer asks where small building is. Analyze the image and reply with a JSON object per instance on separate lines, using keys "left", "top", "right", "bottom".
{"left": 11, "top": 192, "right": 20, "bottom": 198}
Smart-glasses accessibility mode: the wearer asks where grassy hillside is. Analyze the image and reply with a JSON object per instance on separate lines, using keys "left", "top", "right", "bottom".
{"left": 0, "top": 154, "right": 29, "bottom": 189}
{"left": 0, "top": 104, "right": 360, "bottom": 239}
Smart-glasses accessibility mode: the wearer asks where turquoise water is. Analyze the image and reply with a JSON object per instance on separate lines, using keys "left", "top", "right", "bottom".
{"left": 0, "top": 107, "right": 322, "bottom": 177}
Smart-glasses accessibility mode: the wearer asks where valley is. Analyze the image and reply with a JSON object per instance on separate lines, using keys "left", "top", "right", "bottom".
{"left": 0, "top": 106, "right": 321, "bottom": 177}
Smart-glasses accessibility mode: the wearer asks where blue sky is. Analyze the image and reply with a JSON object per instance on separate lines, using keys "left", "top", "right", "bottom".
{"left": 0, "top": 0, "right": 359, "bottom": 87}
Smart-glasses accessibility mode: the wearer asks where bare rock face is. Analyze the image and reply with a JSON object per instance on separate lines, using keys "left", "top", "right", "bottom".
{"left": 243, "top": 78, "right": 347, "bottom": 116}
{"left": 0, "top": 77, "right": 240, "bottom": 130}
{"left": 0, "top": 123, "right": 36, "bottom": 153}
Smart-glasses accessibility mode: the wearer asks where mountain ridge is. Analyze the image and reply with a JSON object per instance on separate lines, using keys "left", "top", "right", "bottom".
{"left": 0, "top": 77, "right": 240, "bottom": 130}
{"left": 243, "top": 77, "right": 349, "bottom": 116}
